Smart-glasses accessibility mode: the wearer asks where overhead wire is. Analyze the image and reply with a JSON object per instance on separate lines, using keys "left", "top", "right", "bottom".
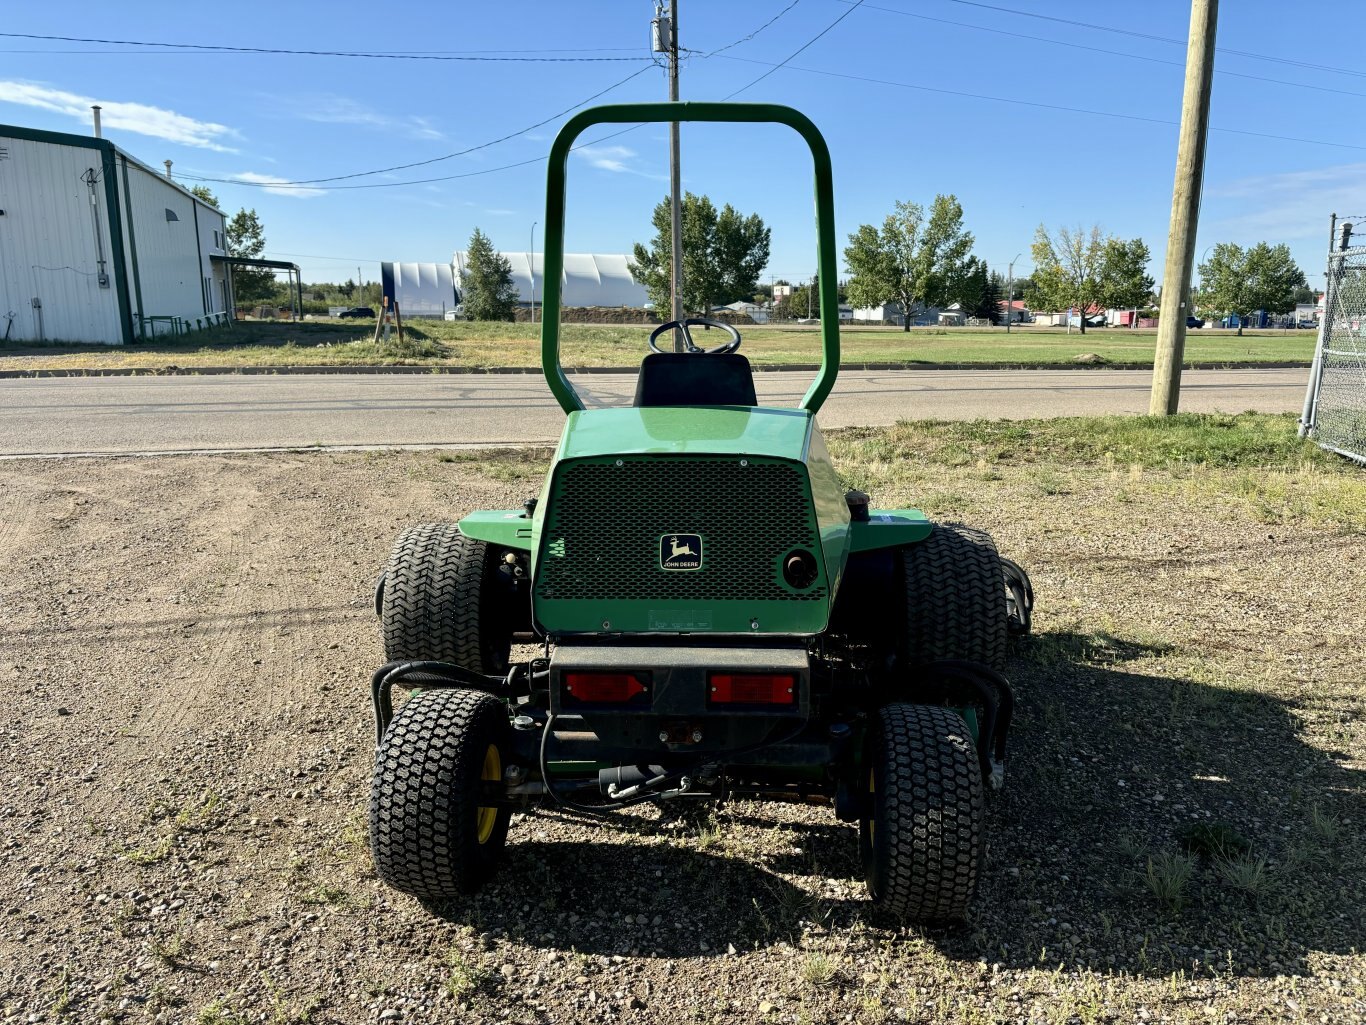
{"left": 711, "top": 53, "right": 1366, "bottom": 153}
{"left": 842, "top": 2, "right": 1366, "bottom": 101}
{"left": 852, "top": 0, "right": 1366, "bottom": 82}
{"left": 176, "top": 64, "right": 659, "bottom": 188}
{"left": 0, "top": 31, "right": 655, "bottom": 62}
{"left": 723, "top": 0, "right": 866, "bottom": 99}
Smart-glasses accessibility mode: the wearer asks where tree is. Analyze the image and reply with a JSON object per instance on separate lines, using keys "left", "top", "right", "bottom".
{"left": 1099, "top": 237, "right": 1155, "bottom": 311}
{"left": 189, "top": 185, "right": 220, "bottom": 208}
{"left": 460, "top": 227, "right": 519, "bottom": 321}
{"left": 843, "top": 195, "right": 975, "bottom": 331}
{"left": 1193, "top": 242, "right": 1304, "bottom": 336}
{"left": 226, "top": 208, "right": 276, "bottom": 305}
{"left": 630, "top": 192, "right": 771, "bottom": 315}
{"left": 1027, "top": 224, "right": 1152, "bottom": 334}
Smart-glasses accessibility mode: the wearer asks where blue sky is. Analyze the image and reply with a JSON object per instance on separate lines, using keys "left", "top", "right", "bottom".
{"left": 2, "top": 0, "right": 1363, "bottom": 294}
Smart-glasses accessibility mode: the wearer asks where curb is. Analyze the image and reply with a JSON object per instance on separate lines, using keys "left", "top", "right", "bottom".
{"left": 0, "top": 360, "right": 1313, "bottom": 380}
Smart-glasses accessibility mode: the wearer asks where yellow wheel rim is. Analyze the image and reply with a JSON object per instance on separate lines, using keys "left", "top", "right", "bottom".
{"left": 868, "top": 767, "right": 876, "bottom": 843}
{"left": 476, "top": 743, "right": 501, "bottom": 844}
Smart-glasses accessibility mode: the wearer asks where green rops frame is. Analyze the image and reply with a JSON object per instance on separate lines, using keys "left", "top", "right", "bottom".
{"left": 540, "top": 102, "right": 841, "bottom": 415}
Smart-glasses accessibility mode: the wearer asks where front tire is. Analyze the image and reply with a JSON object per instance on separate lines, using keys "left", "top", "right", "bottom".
{"left": 900, "top": 524, "right": 1008, "bottom": 671}
{"left": 860, "top": 703, "right": 984, "bottom": 923}
{"left": 369, "top": 688, "right": 512, "bottom": 902}
{"left": 380, "top": 522, "right": 512, "bottom": 673}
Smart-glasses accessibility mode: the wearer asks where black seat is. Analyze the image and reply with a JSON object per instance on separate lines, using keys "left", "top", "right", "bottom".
{"left": 632, "top": 352, "right": 758, "bottom": 408}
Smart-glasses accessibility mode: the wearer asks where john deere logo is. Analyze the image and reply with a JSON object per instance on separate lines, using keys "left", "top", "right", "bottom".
{"left": 660, "top": 533, "right": 702, "bottom": 571}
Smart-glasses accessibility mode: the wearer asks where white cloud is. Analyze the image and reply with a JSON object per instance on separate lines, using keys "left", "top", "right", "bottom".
{"left": 0, "top": 80, "right": 238, "bottom": 151}
{"left": 576, "top": 144, "right": 635, "bottom": 173}
{"left": 232, "top": 172, "right": 326, "bottom": 199}
{"left": 1206, "top": 163, "right": 1366, "bottom": 241}
{"left": 573, "top": 144, "right": 668, "bottom": 181}
{"left": 290, "top": 95, "right": 446, "bottom": 141}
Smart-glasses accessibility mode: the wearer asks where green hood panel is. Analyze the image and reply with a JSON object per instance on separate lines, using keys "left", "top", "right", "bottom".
{"left": 555, "top": 406, "right": 814, "bottom": 462}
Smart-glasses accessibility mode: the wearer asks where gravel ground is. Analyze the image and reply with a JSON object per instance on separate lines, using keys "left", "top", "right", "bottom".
{"left": 0, "top": 446, "right": 1361, "bottom": 1024}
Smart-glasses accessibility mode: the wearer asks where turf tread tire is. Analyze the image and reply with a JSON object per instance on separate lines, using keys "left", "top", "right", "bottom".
{"left": 901, "top": 524, "right": 1008, "bottom": 671}
{"left": 861, "top": 703, "right": 984, "bottom": 923}
{"left": 381, "top": 522, "right": 509, "bottom": 673}
{"left": 369, "top": 687, "right": 511, "bottom": 901}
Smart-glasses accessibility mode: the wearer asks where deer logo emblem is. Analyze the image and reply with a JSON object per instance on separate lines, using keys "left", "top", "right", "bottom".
{"left": 660, "top": 533, "right": 703, "bottom": 570}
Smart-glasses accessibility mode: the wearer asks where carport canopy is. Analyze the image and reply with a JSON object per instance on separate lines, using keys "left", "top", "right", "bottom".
{"left": 211, "top": 254, "right": 303, "bottom": 320}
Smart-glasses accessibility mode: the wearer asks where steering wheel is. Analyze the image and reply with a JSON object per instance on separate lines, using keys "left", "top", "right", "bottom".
{"left": 648, "top": 317, "right": 742, "bottom": 355}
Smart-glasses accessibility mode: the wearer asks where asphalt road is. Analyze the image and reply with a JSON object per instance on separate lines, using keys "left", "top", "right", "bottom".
{"left": 0, "top": 367, "right": 1309, "bottom": 457}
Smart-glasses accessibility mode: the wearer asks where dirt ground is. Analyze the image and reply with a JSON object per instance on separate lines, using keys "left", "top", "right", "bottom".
{"left": 0, "top": 447, "right": 1361, "bottom": 1024}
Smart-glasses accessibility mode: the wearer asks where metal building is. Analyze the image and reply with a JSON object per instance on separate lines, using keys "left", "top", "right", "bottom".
{"left": 0, "top": 122, "right": 228, "bottom": 345}
{"left": 380, "top": 262, "right": 458, "bottom": 318}
{"left": 452, "top": 251, "right": 649, "bottom": 308}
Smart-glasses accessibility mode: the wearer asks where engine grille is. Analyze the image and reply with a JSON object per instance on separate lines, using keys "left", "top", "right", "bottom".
{"left": 535, "top": 456, "right": 825, "bottom": 605}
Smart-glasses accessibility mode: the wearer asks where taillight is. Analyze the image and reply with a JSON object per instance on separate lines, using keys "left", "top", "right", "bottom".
{"left": 563, "top": 672, "right": 649, "bottom": 704}
{"left": 708, "top": 673, "right": 797, "bottom": 705}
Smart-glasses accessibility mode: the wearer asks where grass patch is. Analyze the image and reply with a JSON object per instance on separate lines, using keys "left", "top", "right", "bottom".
{"left": 1144, "top": 852, "right": 1197, "bottom": 912}
{"left": 0, "top": 320, "right": 1313, "bottom": 371}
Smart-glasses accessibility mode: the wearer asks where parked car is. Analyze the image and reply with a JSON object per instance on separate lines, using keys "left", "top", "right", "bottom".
{"left": 338, "top": 306, "right": 376, "bottom": 319}
{"left": 1186, "top": 316, "right": 1205, "bottom": 328}
{"left": 1297, "top": 319, "right": 1317, "bottom": 329}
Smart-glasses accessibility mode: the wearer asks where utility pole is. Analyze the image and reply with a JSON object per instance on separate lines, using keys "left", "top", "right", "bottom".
{"left": 1005, "top": 253, "right": 1021, "bottom": 334}
{"left": 654, "top": 1, "right": 685, "bottom": 350}
{"left": 1150, "top": 0, "right": 1218, "bottom": 416}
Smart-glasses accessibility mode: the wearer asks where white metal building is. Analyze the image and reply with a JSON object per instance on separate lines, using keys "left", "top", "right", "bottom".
{"left": 380, "top": 261, "right": 458, "bottom": 317}
{"left": 0, "top": 122, "right": 228, "bottom": 345}
{"left": 452, "top": 251, "right": 649, "bottom": 308}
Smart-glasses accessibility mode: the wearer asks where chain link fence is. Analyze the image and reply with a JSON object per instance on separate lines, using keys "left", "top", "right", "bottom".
{"left": 1301, "top": 214, "right": 1366, "bottom": 464}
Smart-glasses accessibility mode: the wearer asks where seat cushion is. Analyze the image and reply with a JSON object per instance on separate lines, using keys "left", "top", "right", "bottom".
{"left": 633, "top": 352, "right": 758, "bottom": 407}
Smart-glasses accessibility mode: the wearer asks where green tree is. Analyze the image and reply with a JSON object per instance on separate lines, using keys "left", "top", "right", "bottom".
{"left": 629, "top": 192, "right": 772, "bottom": 315}
{"left": 1100, "top": 236, "right": 1155, "bottom": 311}
{"left": 1027, "top": 224, "right": 1106, "bottom": 333}
{"left": 460, "top": 227, "right": 519, "bottom": 321}
{"left": 189, "top": 185, "right": 220, "bottom": 208}
{"left": 843, "top": 195, "right": 975, "bottom": 331}
{"left": 1193, "top": 242, "right": 1304, "bottom": 336}
{"left": 225, "top": 208, "right": 276, "bottom": 305}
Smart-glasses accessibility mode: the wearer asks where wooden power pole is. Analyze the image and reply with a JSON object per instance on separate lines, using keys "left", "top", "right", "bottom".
{"left": 1150, "top": 0, "right": 1218, "bottom": 415}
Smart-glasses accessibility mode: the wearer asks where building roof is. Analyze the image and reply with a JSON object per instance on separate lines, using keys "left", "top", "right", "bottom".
{"left": 453, "top": 251, "right": 648, "bottom": 308}
{"left": 0, "top": 122, "right": 224, "bottom": 213}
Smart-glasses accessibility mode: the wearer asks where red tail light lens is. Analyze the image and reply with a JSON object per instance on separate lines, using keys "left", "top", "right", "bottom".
{"left": 563, "top": 672, "right": 649, "bottom": 704}
{"left": 708, "top": 673, "right": 797, "bottom": 705}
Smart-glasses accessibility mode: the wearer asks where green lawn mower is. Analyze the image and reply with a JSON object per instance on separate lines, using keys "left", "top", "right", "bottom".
{"left": 368, "top": 102, "right": 1033, "bottom": 923}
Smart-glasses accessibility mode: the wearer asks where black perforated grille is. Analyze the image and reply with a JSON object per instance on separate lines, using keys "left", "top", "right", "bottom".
{"left": 535, "top": 456, "right": 825, "bottom": 603}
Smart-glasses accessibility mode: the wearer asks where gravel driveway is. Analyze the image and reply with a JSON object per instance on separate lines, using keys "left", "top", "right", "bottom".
{"left": 0, "top": 446, "right": 1360, "bottom": 1024}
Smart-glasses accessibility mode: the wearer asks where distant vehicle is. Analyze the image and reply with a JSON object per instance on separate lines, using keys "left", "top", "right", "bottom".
{"left": 337, "top": 307, "right": 376, "bottom": 319}
{"left": 443, "top": 306, "right": 467, "bottom": 321}
{"left": 1297, "top": 319, "right": 1317, "bottom": 329}
{"left": 1186, "top": 316, "right": 1205, "bottom": 328}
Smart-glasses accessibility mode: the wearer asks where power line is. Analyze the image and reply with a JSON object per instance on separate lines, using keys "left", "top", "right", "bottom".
{"left": 846, "top": 2, "right": 1366, "bottom": 101}
{"left": 712, "top": 54, "right": 1366, "bottom": 153}
{"left": 703, "top": 0, "right": 804, "bottom": 57}
{"left": 178, "top": 4, "right": 810, "bottom": 193}
{"left": 0, "top": 31, "right": 654, "bottom": 62}
{"left": 724, "top": 0, "right": 865, "bottom": 98}
{"left": 849, "top": 0, "right": 1366, "bottom": 82}
{"left": 177, "top": 65, "right": 657, "bottom": 188}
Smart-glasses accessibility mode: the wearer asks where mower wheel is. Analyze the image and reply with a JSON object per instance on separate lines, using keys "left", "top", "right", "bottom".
{"left": 369, "top": 687, "right": 512, "bottom": 902}
{"left": 900, "top": 524, "right": 1008, "bottom": 671}
{"left": 860, "top": 703, "right": 984, "bottom": 923}
{"left": 381, "top": 522, "right": 512, "bottom": 673}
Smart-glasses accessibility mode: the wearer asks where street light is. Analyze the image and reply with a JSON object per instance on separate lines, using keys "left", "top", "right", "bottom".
{"left": 529, "top": 221, "right": 538, "bottom": 325}
{"left": 1005, "top": 253, "right": 1022, "bottom": 334}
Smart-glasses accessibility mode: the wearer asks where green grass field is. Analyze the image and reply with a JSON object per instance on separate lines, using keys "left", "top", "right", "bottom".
{"left": 0, "top": 319, "right": 1315, "bottom": 371}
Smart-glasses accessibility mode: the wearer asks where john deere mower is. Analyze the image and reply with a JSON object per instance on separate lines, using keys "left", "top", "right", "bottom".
{"left": 368, "top": 102, "right": 1032, "bottom": 923}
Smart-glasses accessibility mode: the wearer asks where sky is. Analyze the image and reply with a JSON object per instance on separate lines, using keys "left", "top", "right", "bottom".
{"left": 2, "top": 0, "right": 1364, "bottom": 294}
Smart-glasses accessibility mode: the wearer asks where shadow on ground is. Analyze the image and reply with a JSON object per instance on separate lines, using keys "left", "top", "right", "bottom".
{"left": 428, "top": 630, "right": 1361, "bottom": 974}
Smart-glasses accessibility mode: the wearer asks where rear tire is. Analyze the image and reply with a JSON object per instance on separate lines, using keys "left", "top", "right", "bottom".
{"left": 900, "top": 524, "right": 1008, "bottom": 670}
{"left": 380, "top": 522, "right": 511, "bottom": 673}
{"left": 369, "top": 688, "right": 512, "bottom": 902}
{"left": 860, "top": 703, "right": 984, "bottom": 924}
